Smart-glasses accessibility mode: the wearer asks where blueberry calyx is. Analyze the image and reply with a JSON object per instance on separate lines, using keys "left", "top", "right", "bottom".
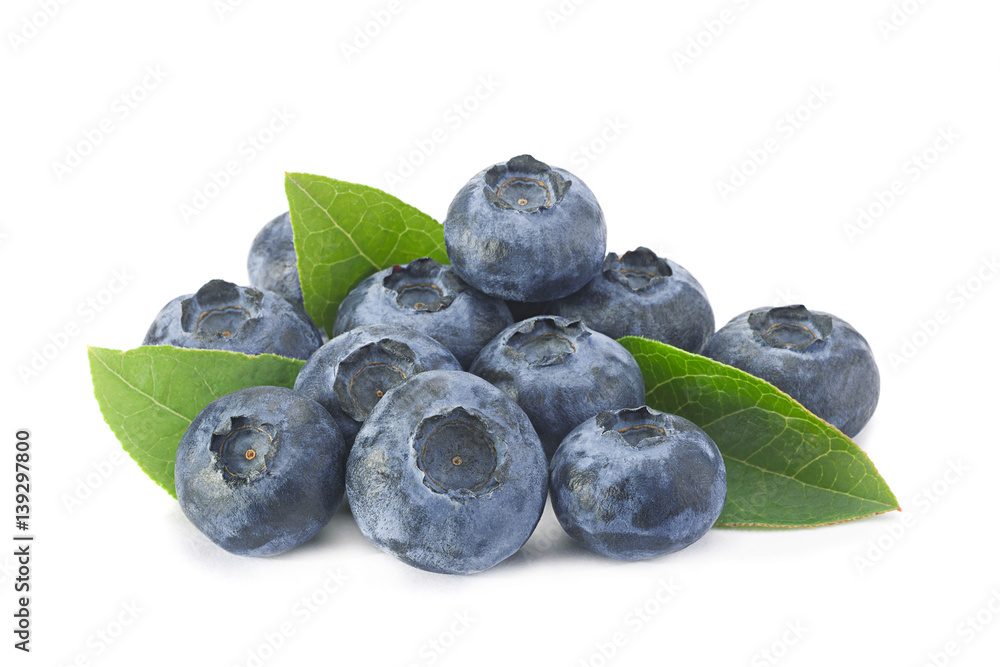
{"left": 597, "top": 407, "right": 677, "bottom": 448}
{"left": 180, "top": 279, "right": 264, "bottom": 339}
{"left": 748, "top": 305, "right": 833, "bottom": 351}
{"left": 210, "top": 416, "right": 278, "bottom": 483}
{"left": 414, "top": 407, "right": 504, "bottom": 496}
{"left": 603, "top": 247, "right": 673, "bottom": 292}
{"left": 504, "top": 317, "right": 587, "bottom": 367}
{"left": 482, "top": 154, "right": 572, "bottom": 213}
{"left": 334, "top": 339, "right": 418, "bottom": 421}
{"left": 383, "top": 258, "right": 463, "bottom": 312}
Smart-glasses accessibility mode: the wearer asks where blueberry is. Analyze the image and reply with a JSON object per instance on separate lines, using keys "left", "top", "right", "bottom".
{"left": 332, "top": 258, "right": 513, "bottom": 368}
{"left": 247, "top": 211, "right": 303, "bottom": 306}
{"left": 175, "top": 386, "right": 348, "bottom": 557}
{"left": 294, "top": 324, "right": 462, "bottom": 447}
{"left": 550, "top": 406, "right": 727, "bottom": 560}
{"left": 702, "top": 305, "right": 880, "bottom": 437}
{"left": 143, "top": 279, "right": 323, "bottom": 360}
{"left": 470, "top": 316, "right": 646, "bottom": 459}
{"left": 547, "top": 247, "right": 715, "bottom": 353}
{"left": 346, "top": 370, "right": 548, "bottom": 574}
{"left": 444, "top": 155, "right": 606, "bottom": 302}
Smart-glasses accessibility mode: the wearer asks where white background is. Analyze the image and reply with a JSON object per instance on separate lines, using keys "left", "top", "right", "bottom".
{"left": 3, "top": 1, "right": 999, "bottom": 665}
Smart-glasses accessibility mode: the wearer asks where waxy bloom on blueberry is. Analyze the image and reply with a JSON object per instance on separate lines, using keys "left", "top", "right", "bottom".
{"left": 547, "top": 247, "right": 715, "bottom": 354}
{"left": 703, "top": 305, "right": 880, "bottom": 437}
{"left": 346, "top": 370, "right": 548, "bottom": 574}
{"left": 333, "top": 258, "right": 512, "bottom": 368}
{"left": 294, "top": 324, "right": 462, "bottom": 447}
{"left": 247, "top": 211, "right": 303, "bottom": 306}
{"left": 550, "top": 407, "right": 727, "bottom": 561}
{"left": 444, "top": 155, "right": 606, "bottom": 303}
{"left": 143, "top": 279, "right": 323, "bottom": 360}
{"left": 470, "top": 316, "right": 646, "bottom": 459}
{"left": 175, "top": 386, "right": 348, "bottom": 557}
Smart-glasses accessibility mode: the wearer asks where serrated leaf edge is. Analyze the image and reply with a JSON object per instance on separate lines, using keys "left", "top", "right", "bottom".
{"left": 619, "top": 336, "right": 900, "bottom": 527}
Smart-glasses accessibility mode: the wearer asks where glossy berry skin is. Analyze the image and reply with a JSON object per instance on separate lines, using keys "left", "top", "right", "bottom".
{"left": 444, "top": 155, "right": 606, "bottom": 303}
{"left": 702, "top": 305, "right": 880, "bottom": 437}
{"left": 346, "top": 370, "right": 548, "bottom": 575}
{"left": 332, "top": 258, "right": 512, "bottom": 368}
{"left": 175, "top": 386, "right": 348, "bottom": 557}
{"left": 550, "top": 407, "right": 727, "bottom": 561}
{"left": 247, "top": 212, "right": 303, "bottom": 306}
{"left": 143, "top": 279, "right": 323, "bottom": 360}
{"left": 294, "top": 324, "right": 462, "bottom": 447}
{"left": 470, "top": 316, "right": 646, "bottom": 459}
{"left": 547, "top": 247, "right": 715, "bottom": 354}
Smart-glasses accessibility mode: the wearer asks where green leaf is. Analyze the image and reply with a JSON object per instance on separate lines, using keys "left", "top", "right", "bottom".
{"left": 87, "top": 345, "right": 305, "bottom": 497}
{"left": 285, "top": 172, "right": 448, "bottom": 334}
{"left": 618, "top": 337, "right": 899, "bottom": 528}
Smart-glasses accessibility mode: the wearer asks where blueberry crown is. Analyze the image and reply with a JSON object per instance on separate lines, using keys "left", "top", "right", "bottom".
{"left": 210, "top": 415, "right": 278, "bottom": 483}
{"left": 414, "top": 407, "right": 504, "bottom": 496}
{"left": 597, "top": 407, "right": 677, "bottom": 448}
{"left": 748, "top": 305, "right": 833, "bottom": 351}
{"left": 504, "top": 316, "right": 588, "bottom": 367}
{"left": 334, "top": 339, "right": 418, "bottom": 421}
{"left": 383, "top": 258, "right": 465, "bottom": 312}
{"left": 603, "top": 247, "right": 672, "bottom": 292}
{"left": 180, "top": 279, "right": 264, "bottom": 339}
{"left": 482, "top": 155, "right": 572, "bottom": 213}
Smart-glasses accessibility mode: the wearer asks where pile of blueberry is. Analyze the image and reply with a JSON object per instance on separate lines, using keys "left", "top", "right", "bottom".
{"left": 146, "top": 155, "right": 879, "bottom": 574}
